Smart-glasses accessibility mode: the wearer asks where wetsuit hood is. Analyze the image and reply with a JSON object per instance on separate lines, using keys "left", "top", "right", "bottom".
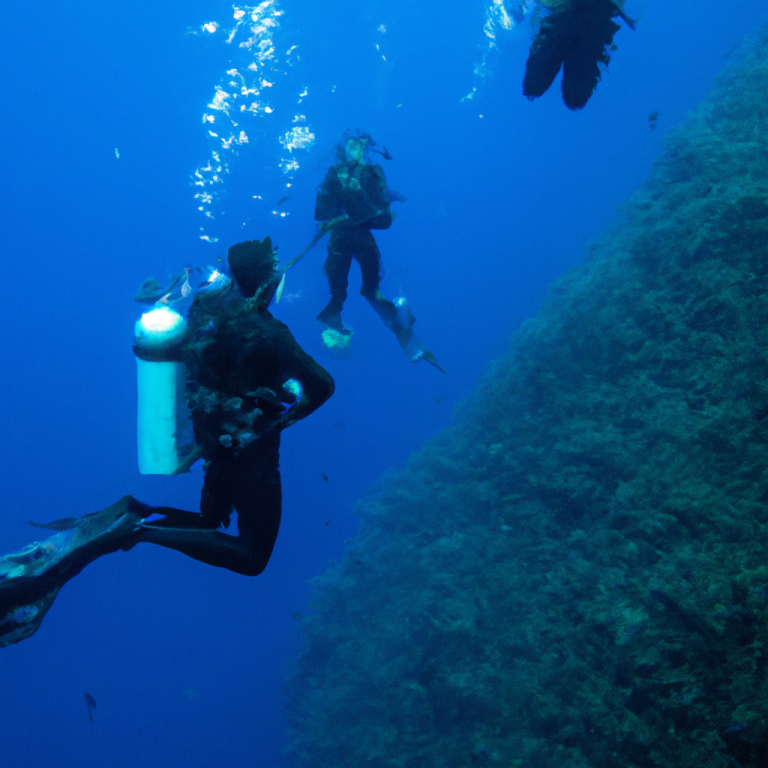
{"left": 227, "top": 237, "right": 278, "bottom": 300}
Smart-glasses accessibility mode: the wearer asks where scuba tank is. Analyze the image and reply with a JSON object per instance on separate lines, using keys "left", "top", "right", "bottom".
{"left": 133, "top": 306, "right": 189, "bottom": 475}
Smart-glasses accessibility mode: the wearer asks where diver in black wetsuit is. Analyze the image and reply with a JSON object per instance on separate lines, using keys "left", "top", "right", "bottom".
{"left": 0, "top": 237, "right": 334, "bottom": 646}
{"left": 137, "top": 237, "right": 335, "bottom": 576}
{"left": 313, "top": 132, "right": 445, "bottom": 372}
{"left": 315, "top": 131, "right": 398, "bottom": 333}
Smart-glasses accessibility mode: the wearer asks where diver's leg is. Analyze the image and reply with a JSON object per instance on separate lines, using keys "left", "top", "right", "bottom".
{"left": 136, "top": 526, "right": 269, "bottom": 576}
{"left": 356, "top": 231, "right": 383, "bottom": 298}
{"left": 356, "top": 233, "right": 401, "bottom": 330}
{"left": 231, "top": 432, "right": 282, "bottom": 571}
{"left": 199, "top": 455, "right": 235, "bottom": 530}
{"left": 138, "top": 436, "right": 282, "bottom": 577}
{"left": 318, "top": 233, "right": 353, "bottom": 330}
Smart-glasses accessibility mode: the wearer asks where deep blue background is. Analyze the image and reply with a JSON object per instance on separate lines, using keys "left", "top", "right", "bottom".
{"left": 1, "top": 1, "right": 766, "bottom": 765}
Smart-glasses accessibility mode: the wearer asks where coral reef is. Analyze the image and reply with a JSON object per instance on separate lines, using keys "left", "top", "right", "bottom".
{"left": 286, "top": 23, "right": 768, "bottom": 768}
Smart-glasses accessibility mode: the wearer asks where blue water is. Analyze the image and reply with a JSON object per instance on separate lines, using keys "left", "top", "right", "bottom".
{"left": 0, "top": 1, "right": 766, "bottom": 765}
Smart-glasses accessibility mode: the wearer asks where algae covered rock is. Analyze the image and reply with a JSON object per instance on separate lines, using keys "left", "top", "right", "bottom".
{"left": 286, "top": 24, "right": 768, "bottom": 768}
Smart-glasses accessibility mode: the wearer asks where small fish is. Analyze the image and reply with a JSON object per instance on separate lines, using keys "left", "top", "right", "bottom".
{"left": 134, "top": 277, "right": 164, "bottom": 304}
{"left": 276, "top": 272, "right": 286, "bottom": 304}
{"left": 616, "top": 8, "right": 637, "bottom": 31}
{"left": 248, "top": 387, "right": 282, "bottom": 406}
{"left": 84, "top": 692, "right": 97, "bottom": 723}
{"left": 371, "top": 145, "right": 393, "bottom": 160}
{"left": 276, "top": 195, "right": 291, "bottom": 206}
{"left": 114, "top": 148, "right": 120, "bottom": 159}
{"left": 199, "top": 266, "right": 228, "bottom": 290}
{"left": 387, "top": 189, "right": 408, "bottom": 203}
{"left": 321, "top": 473, "right": 329, "bottom": 482}
{"left": 181, "top": 267, "right": 192, "bottom": 298}
{"left": 648, "top": 110, "right": 660, "bottom": 129}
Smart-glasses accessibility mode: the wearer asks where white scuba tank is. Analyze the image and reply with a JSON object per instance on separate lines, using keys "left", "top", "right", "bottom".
{"left": 133, "top": 306, "right": 189, "bottom": 475}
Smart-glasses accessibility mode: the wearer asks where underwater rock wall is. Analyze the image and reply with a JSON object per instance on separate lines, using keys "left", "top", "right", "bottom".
{"left": 285, "top": 25, "right": 768, "bottom": 768}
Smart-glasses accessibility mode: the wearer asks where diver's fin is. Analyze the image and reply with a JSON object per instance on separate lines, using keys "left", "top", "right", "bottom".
{"left": 421, "top": 350, "right": 447, "bottom": 375}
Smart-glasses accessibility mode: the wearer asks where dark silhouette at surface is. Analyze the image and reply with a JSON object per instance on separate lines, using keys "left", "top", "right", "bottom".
{"left": 0, "top": 238, "right": 334, "bottom": 647}
{"left": 523, "top": 0, "right": 635, "bottom": 110}
{"left": 84, "top": 692, "right": 97, "bottom": 723}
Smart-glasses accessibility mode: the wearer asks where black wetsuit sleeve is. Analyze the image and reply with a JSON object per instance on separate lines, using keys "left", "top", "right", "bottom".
{"left": 315, "top": 167, "right": 343, "bottom": 221}
{"left": 271, "top": 320, "right": 335, "bottom": 426}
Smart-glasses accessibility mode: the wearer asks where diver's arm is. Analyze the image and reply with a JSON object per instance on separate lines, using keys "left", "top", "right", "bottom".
{"left": 273, "top": 326, "right": 334, "bottom": 427}
{"left": 315, "top": 167, "right": 343, "bottom": 222}
{"left": 361, "top": 165, "right": 393, "bottom": 229}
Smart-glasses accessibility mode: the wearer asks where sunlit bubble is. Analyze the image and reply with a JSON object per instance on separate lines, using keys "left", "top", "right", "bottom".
{"left": 280, "top": 125, "right": 315, "bottom": 151}
{"left": 464, "top": 0, "right": 532, "bottom": 99}
{"left": 192, "top": 0, "right": 310, "bottom": 234}
{"left": 202, "top": 21, "right": 218, "bottom": 33}
{"left": 209, "top": 88, "right": 232, "bottom": 113}
{"left": 377, "top": 24, "right": 386, "bottom": 33}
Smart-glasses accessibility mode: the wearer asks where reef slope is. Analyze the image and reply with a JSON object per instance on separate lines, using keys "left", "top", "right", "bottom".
{"left": 286, "top": 25, "right": 768, "bottom": 768}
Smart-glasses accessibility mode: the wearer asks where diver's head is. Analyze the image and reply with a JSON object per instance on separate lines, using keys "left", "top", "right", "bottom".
{"left": 227, "top": 237, "right": 279, "bottom": 305}
{"left": 345, "top": 138, "right": 366, "bottom": 164}
{"left": 340, "top": 130, "right": 374, "bottom": 164}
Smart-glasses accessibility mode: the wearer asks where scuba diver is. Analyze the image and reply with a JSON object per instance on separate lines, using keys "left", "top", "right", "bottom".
{"left": 0, "top": 238, "right": 334, "bottom": 647}
{"left": 523, "top": 0, "right": 636, "bottom": 110}
{"left": 314, "top": 131, "right": 445, "bottom": 372}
